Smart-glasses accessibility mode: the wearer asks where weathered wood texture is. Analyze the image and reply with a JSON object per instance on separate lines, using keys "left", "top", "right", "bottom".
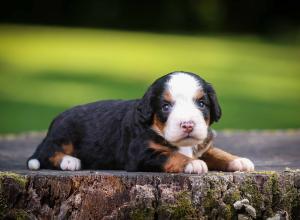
{"left": 1, "top": 170, "right": 300, "bottom": 219}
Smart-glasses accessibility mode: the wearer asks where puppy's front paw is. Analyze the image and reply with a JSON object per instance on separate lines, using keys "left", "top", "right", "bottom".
{"left": 228, "top": 157, "right": 254, "bottom": 172}
{"left": 60, "top": 155, "right": 81, "bottom": 171}
{"left": 184, "top": 160, "right": 208, "bottom": 174}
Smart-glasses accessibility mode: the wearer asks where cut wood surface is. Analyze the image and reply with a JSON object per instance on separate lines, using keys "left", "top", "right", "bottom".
{"left": 1, "top": 130, "right": 299, "bottom": 170}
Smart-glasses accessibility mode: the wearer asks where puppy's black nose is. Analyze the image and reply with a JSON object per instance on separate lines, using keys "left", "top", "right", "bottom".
{"left": 180, "top": 121, "right": 195, "bottom": 133}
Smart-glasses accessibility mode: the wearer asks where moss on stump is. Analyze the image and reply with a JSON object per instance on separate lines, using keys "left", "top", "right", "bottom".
{"left": 0, "top": 170, "right": 299, "bottom": 219}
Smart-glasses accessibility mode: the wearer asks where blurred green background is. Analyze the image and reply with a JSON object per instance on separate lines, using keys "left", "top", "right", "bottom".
{"left": 0, "top": 1, "right": 300, "bottom": 133}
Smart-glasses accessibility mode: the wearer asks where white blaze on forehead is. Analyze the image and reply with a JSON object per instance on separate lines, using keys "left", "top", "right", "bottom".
{"left": 167, "top": 72, "right": 202, "bottom": 99}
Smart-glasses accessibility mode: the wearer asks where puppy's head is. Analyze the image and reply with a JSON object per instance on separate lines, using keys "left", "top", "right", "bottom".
{"left": 138, "top": 71, "right": 221, "bottom": 146}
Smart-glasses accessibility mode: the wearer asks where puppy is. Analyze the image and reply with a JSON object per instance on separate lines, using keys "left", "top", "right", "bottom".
{"left": 27, "top": 71, "right": 254, "bottom": 173}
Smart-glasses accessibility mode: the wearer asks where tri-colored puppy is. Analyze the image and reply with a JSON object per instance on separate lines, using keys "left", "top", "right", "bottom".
{"left": 27, "top": 71, "right": 254, "bottom": 173}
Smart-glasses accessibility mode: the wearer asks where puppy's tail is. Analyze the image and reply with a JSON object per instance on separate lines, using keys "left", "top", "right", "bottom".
{"left": 27, "top": 138, "right": 46, "bottom": 170}
{"left": 27, "top": 158, "right": 40, "bottom": 170}
{"left": 27, "top": 119, "right": 60, "bottom": 170}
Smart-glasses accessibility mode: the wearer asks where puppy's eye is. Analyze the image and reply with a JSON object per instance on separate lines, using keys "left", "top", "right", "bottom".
{"left": 196, "top": 100, "right": 205, "bottom": 108}
{"left": 162, "top": 103, "right": 172, "bottom": 113}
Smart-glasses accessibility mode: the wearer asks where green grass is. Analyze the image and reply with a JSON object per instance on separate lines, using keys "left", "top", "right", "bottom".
{"left": 0, "top": 25, "right": 300, "bottom": 133}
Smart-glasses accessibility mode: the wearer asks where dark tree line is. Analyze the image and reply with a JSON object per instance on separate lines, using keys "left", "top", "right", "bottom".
{"left": 1, "top": 0, "right": 299, "bottom": 34}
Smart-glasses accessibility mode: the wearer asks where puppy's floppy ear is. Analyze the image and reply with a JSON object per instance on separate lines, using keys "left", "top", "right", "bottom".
{"left": 206, "top": 83, "right": 222, "bottom": 124}
{"left": 136, "top": 85, "right": 155, "bottom": 124}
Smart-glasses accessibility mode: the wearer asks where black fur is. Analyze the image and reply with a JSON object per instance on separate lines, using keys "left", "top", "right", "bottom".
{"left": 206, "top": 83, "right": 222, "bottom": 123}
{"left": 27, "top": 71, "right": 221, "bottom": 171}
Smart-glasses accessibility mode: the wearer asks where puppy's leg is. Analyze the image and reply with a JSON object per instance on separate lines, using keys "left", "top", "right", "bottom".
{"left": 126, "top": 140, "right": 207, "bottom": 174}
{"left": 201, "top": 147, "right": 254, "bottom": 172}
{"left": 50, "top": 151, "right": 81, "bottom": 171}
{"left": 149, "top": 142, "right": 208, "bottom": 174}
{"left": 27, "top": 140, "right": 81, "bottom": 171}
{"left": 164, "top": 152, "right": 208, "bottom": 174}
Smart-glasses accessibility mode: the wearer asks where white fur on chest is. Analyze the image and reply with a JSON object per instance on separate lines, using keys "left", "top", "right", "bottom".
{"left": 178, "top": 146, "right": 194, "bottom": 158}
{"left": 178, "top": 144, "right": 211, "bottom": 159}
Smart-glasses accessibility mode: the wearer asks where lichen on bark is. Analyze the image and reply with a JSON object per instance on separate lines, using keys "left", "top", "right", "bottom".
{"left": 157, "top": 191, "right": 197, "bottom": 219}
{"left": 0, "top": 171, "right": 300, "bottom": 219}
{"left": 0, "top": 172, "right": 29, "bottom": 219}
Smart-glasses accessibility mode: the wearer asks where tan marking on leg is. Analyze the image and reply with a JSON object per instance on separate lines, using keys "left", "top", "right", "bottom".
{"left": 62, "top": 143, "right": 74, "bottom": 155}
{"left": 201, "top": 147, "right": 238, "bottom": 171}
{"left": 149, "top": 141, "right": 173, "bottom": 155}
{"left": 164, "top": 152, "right": 192, "bottom": 173}
{"left": 149, "top": 141, "right": 191, "bottom": 173}
{"left": 49, "top": 152, "right": 65, "bottom": 168}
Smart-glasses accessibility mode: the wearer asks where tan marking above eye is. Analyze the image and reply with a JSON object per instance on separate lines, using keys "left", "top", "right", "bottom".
{"left": 193, "top": 89, "right": 204, "bottom": 100}
{"left": 163, "top": 91, "right": 173, "bottom": 103}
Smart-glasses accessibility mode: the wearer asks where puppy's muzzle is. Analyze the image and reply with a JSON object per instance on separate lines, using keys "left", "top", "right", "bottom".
{"left": 180, "top": 120, "right": 195, "bottom": 134}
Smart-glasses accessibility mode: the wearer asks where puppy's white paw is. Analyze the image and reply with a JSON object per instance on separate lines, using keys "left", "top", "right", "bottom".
{"left": 60, "top": 155, "right": 81, "bottom": 171}
{"left": 184, "top": 160, "right": 208, "bottom": 174}
{"left": 228, "top": 157, "right": 254, "bottom": 172}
